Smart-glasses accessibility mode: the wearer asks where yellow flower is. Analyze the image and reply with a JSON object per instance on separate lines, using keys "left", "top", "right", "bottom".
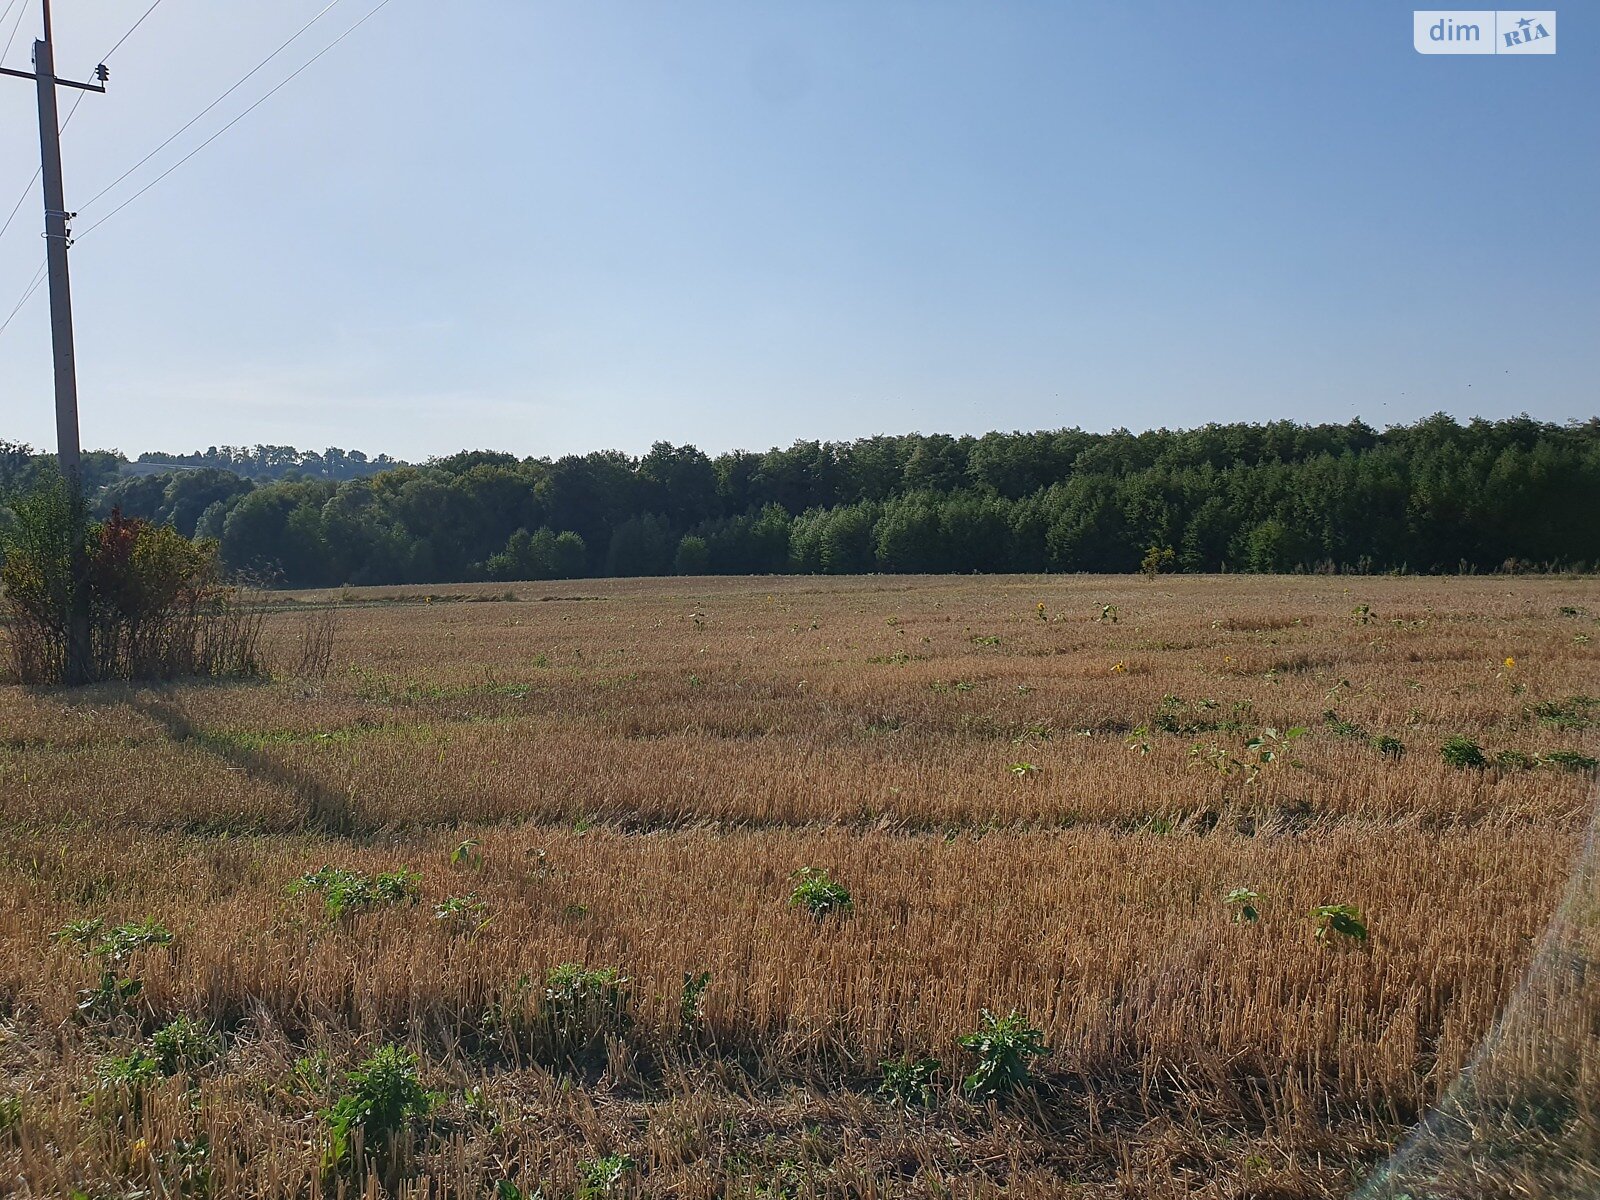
{"left": 1504, "top": 656, "right": 1516, "bottom": 670}
{"left": 1110, "top": 661, "right": 1126, "bottom": 675}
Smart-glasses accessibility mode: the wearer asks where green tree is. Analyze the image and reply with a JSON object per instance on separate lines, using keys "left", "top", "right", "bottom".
{"left": 675, "top": 534, "right": 710, "bottom": 575}
{"left": 606, "top": 514, "right": 675, "bottom": 577}
{"left": 818, "top": 504, "right": 878, "bottom": 574}
{"left": 551, "top": 531, "right": 587, "bottom": 578}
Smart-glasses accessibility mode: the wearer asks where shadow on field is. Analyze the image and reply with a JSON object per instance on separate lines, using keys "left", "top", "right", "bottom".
{"left": 130, "top": 692, "right": 365, "bottom": 837}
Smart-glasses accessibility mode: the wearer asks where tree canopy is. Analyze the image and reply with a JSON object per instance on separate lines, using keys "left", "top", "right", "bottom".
{"left": 4, "top": 415, "right": 1596, "bottom": 586}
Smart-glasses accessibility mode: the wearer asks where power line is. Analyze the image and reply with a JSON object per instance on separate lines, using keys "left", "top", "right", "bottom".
{"left": 3, "top": 0, "right": 394, "bottom": 344}
{"left": 0, "top": 0, "right": 23, "bottom": 60}
{"left": 0, "top": 2, "right": 157, "bottom": 278}
{"left": 0, "top": 0, "right": 28, "bottom": 69}
{"left": 0, "top": 257, "right": 46, "bottom": 340}
{"left": 0, "top": 0, "right": 145, "bottom": 338}
{"left": 0, "top": 0, "right": 42, "bottom": 348}
{"left": 0, "top": 170, "right": 42, "bottom": 246}
{"left": 0, "top": 0, "right": 156, "bottom": 252}
{"left": 77, "top": 0, "right": 350, "bottom": 216}
{"left": 76, "top": 0, "right": 395, "bottom": 241}
{"left": 0, "top": 89, "right": 82, "bottom": 251}
{"left": 97, "top": 0, "right": 166, "bottom": 65}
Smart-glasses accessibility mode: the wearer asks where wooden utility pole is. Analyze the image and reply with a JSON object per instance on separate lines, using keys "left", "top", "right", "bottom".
{"left": 34, "top": 15, "right": 83, "bottom": 490}
{"left": 0, "top": 0, "right": 107, "bottom": 681}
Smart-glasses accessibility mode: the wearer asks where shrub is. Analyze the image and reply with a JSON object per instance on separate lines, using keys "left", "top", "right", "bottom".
{"left": 1224, "top": 887, "right": 1261, "bottom": 923}
{"left": 1371, "top": 734, "right": 1405, "bottom": 759}
{"left": 879, "top": 1055, "right": 941, "bottom": 1108}
{"left": 95, "top": 1048, "right": 161, "bottom": 1096}
{"left": 543, "top": 964, "right": 633, "bottom": 1055}
{"left": 1, "top": 480, "right": 264, "bottom": 684}
{"left": 679, "top": 970, "right": 711, "bottom": 1033}
{"left": 578, "top": 1154, "right": 635, "bottom": 1197}
{"left": 322, "top": 1045, "right": 437, "bottom": 1175}
{"left": 55, "top": 917, "right": 173, "bottom": 1022}
{"left": 1542, "top": 749, "right": 1599, "bottom": 773}
{"left": 76, "top": 970, "right": 144, "bottom": 1021}
{"left": 151, "top": 1016, "right": 222, "bottom": 1077}
{"left": 958, "top": 1010, "right": 1047, "bottom": 1099}
{"left": 165, "top": 1133, "right": 214, "bottom": 1194}
{"left": 289, "top": 866, "right": 421, "bottom": 920}
{"left": 1528, "top": 695, "right": 1599, "bottom": 731}
{"left": 1440, "top": 736, "right": 1487, "bottom": 769}
{"left": 675, "top": 535, "right": 710, "bottom": 575}
{"left": 1158, "top": 693, "right": 1251, "bottom": 736}
{"left": 96, "top": 919, "right": 174, "bottom": 964}
{"left": 1322, "top": 710, "right": 1366, "bottom": 740}
{"left": 1494, "top": 748, "right": 1536, "bottom": 771}
{"left": 1140, "top": 544, "right": 1175, "bottom": 578}
{"left": 1311, "top": 904, "right": 1369, "bottom": 945}
{"left": 432, "top": 894, "right": 491, "bottom": 932}
{"left": 289, "top": 608, "right": 338, "bottom": 680}
{"left": 1244, "top": 725, "right": 1308, "bottom": 773}
{"left": 51, "top": 917, "right": 106, "bottom": 952}
{"left": 788, "top": 867, "right": 853, "bottom": 919}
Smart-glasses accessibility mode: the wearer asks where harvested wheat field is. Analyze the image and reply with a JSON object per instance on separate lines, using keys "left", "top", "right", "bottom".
{"left": 2, "top": 574, "right": 1598, "bottom": 1199}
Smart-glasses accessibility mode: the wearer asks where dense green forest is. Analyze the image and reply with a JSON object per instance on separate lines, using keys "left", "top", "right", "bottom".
{"left": 133, "top": 445, "right": 404, "bottom": 482}
{"left": 3, "top": 415, "right": 1597, "bottom": 585}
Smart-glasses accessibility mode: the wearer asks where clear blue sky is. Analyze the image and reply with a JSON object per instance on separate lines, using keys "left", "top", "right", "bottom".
{"left": 1, "top": 1, "right": 1595, "bottom": 462}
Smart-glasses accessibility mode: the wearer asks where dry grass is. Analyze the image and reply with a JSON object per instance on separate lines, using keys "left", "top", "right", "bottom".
{"left": 1, "top": 574, "right": 1597, "bottom": 1197}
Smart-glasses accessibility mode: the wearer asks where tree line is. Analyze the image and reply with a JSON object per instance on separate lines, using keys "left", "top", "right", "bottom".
{"left": 133, "top": 445, "right": 403, "bottom": 482}
{"left": 3, "top": 415, "right": 1597, "bottom": 585}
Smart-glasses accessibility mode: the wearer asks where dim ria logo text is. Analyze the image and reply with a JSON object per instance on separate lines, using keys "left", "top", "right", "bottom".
{"left": 1414, "top": 10, "right": 1556, "bottom": 53}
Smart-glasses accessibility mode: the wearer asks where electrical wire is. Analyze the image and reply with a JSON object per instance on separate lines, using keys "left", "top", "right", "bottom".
{"left": 0, "top": 0, "right": 28, "bottom": 69}
{"left": 2, "top": 0, "right": 392, "bottom": 342}
{"left": 75, "top": 0, "right": 395, "bottom": 241}
{"left": 0, "top": 90, "right": 82, "bottom": 250}
{"left": 76, "top": 0, "right": 349, "bottom": 216}
{"left": 59, "top": 78, "right": 85, "bottom": 128}
{"left": 0, "top": 257, "right": 47, "bottom": 340}
{"left": 0, "top": 0, "right": 23, "bottom": 62}
{"left": 0, "top": 0, "right": 137, "bottom": 338}
{"left": 0, "top": 170, "right": 42, "bottom": 247}
{"left": 0, "top": 1, "right": 43, "bottom": 340}
{"left": 0, "top": 0, "right": 159, "bottom": 291}
{"left": 0, "top": 0, "right": 150, "bottom": 252}
{"left": 0, "top": 0, "right": 35, "bottom": 254}
{"left": 97, "top": 0, "right": 165, "bottom": 65}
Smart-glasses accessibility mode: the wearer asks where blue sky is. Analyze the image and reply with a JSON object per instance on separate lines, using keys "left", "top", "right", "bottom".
{"left": 0, "top": 1, "right": 1595, "bottom": 461}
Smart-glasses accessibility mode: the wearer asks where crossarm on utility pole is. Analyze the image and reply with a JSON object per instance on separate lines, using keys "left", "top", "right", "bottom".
{"left": 0, "top": 64, "right": 105, "bottom": 91}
